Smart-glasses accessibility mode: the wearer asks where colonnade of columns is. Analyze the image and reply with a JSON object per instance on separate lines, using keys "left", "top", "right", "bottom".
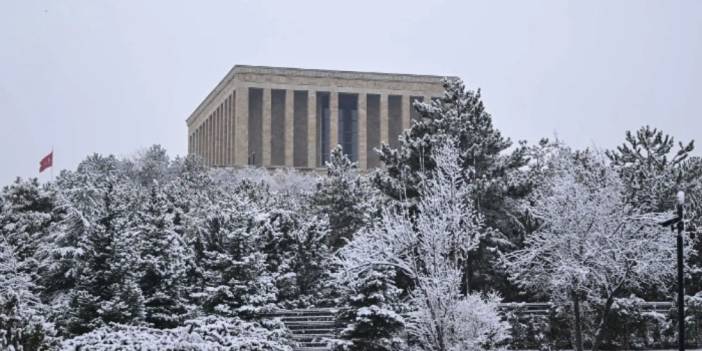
{"left": 189, "top": 86, "right": 433, "bottom": 170}
{"left": 189, "top": 91, "right": 236, "bottom": 168}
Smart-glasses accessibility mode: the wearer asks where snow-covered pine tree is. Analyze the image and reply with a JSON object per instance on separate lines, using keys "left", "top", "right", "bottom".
{"left": 123, "top": 145, "right": 172, "bottom": 187}
{"left": 606, "top": 125, "right": 696, "bottom": 212}
{"left": 163, "top": 154, "right": 220, "bottom": 300}
{"left": 258, "top": 205, "right": 332, "bottom": 307}
{"left": 0, "top": 239, "right": 57, "bottom": 350}
{"left": 373, "top": 78, "right": 528, "bottom": 295}
{"left": 193, "top": 196, "right": 277, "bottom": 318}
{"left": 606, "top": 126, "right": 702, "bottom": 295}
{"left": 334, "top": 265, "right": 405, "bottom": 351}
{"left": 312, "top": 146, "right": 374, "bottom": 250}
{"left": 606, "top": 127, "right": 702, "bottom": 241}
{"left": 65, "top": 181, "right": 145, "bottom": 335}
{"left": 286, "top": 216, "right": 334, "bottom": 307}
{"left": 0, "top": 178, "right": 60, "bottom": 275}
{"left": 38, "top": 154, "right": 124, "bottom": 300}
{"left": 134, "top": 185, "right": 190, "bottom": 328}
{"left": 679, "top": 156, "right": 702, "bottom": 236}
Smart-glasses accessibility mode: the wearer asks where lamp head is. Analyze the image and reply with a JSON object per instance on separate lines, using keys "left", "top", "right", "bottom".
{"left": 677, "top": 191, "right": 686, "bottom": 206}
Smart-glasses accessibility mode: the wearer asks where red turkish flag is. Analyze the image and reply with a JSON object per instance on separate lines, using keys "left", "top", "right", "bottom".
{"left": 39, "top": 151, "right": 53, "bottom": 173}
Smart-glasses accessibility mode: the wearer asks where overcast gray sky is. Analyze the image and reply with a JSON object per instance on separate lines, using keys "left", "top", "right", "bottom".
{"left": 1, "top": 0, "right": 700, "bottom": 185}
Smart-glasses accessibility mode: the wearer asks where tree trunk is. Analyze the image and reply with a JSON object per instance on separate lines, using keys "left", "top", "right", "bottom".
{"left": 572, "top": 290, "right": 584, "bottom": 351}
{"left": 592, "top": 295, "right": 615, "bottom": 351}
{"left": 465, "top": 259, "right": 472, "bottom": 295}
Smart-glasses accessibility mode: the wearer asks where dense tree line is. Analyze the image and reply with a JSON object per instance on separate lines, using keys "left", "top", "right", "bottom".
{"left": 0, "top": 78, "right": 700, "bottom": 350}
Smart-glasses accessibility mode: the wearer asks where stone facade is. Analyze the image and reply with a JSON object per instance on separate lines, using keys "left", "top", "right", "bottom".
{"left": 186, "top": 65, "right": 449, "bottom": 170}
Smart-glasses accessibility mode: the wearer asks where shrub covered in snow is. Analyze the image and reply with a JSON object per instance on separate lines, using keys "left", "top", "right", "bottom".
{"left": 408, "top": 292, "right": 510, "bottom": 351}
{"left": 62, "top": 316, "right": 293, "bottom": 351}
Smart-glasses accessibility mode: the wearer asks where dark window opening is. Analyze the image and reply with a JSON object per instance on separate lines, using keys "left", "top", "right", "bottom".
{"left": 338, "top": 93, "right": 358, "bottom": 162}
{"left": 317, "top": 92, "right": 330, "bottom": 166}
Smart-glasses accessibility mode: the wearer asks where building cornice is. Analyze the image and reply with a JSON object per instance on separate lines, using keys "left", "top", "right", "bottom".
{"left": 233, "top": 65, "right": 452, "bottom": 84}
{"left": 186, "top": 65, "right": 454, "bottom": 126}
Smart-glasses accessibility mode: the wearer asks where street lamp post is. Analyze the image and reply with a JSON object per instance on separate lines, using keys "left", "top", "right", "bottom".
{"left": 676, "top": 191, "right": 685, "bottom": 351}
{"left": 661, "top": 191, "right": 686, "bottom": 351}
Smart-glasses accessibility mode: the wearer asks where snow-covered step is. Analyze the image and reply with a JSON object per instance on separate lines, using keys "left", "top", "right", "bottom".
{"left": 281, "top": 316, "right": 336, "bottom": 322}
{"left": 270, "top": 308, "right": 341, "bottom": 351}
{"left": 292, "top": 334, "right": 336, "bottom": 340}
{"left": 289, "top": 328, "right": 337, "bottom": 334}
{"left": 286, "top": 324, "right": 337, "bottom": 329}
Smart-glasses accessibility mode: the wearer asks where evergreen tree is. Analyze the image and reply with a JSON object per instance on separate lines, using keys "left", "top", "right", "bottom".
{"left": 682, "top": 156, "right": 702, "bottom": 236}
{"left": 373, "top": 78, "right": 528, "bottom": 295}
{"left": 123, "top": 145, "right": 172, "bottom": 187}
{"left": 166, "top": 154, "right": 218, "bottom": 301}
{"left": 0, "top": 239, "right": 57, "bottom": 350}
{"left": 258, "top": 207, "right": 331, "bottom": 307}
{"left": 312, "top": 146, "right": 374, "bottom": 250}
{"left": 193, "top": 197, "right": 277, "bottom": 318}
{"left": 38, "top": 154, "right": 123, "bottom": 298}
{"left": 607, "top": 126, "right": 702, "bottom": 294}
{"left": 335, "top": 266, "right": 405, "bottom": 351}
{"left": 134, "top": 186, "right": 190, "bottom": 328}
{"left": 0, "top": 178, "right": 60, "bottom": 275}
{"left": 606, "top": 125, "right": 697, "bottom": 212}
{"left": 65, "top": 182, "right": 144, "bottom": 335}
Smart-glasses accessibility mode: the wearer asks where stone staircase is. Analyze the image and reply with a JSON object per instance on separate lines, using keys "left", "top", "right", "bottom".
{"left": 264, "top": 302, "right": 674, "bottom": 350}
{"left": 267, "top": 308, "right": 341, "bottom": 351}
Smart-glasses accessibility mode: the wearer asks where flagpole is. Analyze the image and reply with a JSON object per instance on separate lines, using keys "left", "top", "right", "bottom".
{"left": 50, "top": 145, "right": 54, "bottom": 182}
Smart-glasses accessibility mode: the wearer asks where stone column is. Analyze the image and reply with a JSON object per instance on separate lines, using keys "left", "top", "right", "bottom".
{"left": 307, "top": 91, "right": 317, "bottom": 168}
{"left": 209, "top": 116, "right": 214, "bottom": 165}
{"left": 329, "top": 91, "right": 339, "bottom": 151}
{"left": 235, "top": 85, "right": 249, "bottom": 165}
{"left": 202, "top": 123, "right": 207, "bottom": 162}
{"left": 218, "top": 105, "right": 223, "bottom": 165}
{"left": 222, "top": 96, "right": 228, "bottom": 165}
{"left": 200, "top": 125, "right": 205, "bottom": 162}
{"left": 223, "top": 105, "right": 228, "bottom": 165}
{"left": 357, "top": 93, "right": 367, "bottom": 170}
{"left": 206, "top": 117, "right": 211, "bottom": 165}
{"left": 380, "top": 94, "right": 389, "bottom": 145}
{"left": 229, "top": 92, "right": 236, "bottom": 166}
{"left": 211, "top": 115, "right": 216, "bottom": 165}
{"left": 219, "top": 104, "right": 225, "bottom": 165}
{"left": 197, "top": 126, "right": 201, "bottom": 160}
{"left": 262, "top": 88, "right": 272, "bottom": 166}
{"left": 215, "top": 107, "right": 221, "bottom": 166}
{"left": 225, "top": 95, "right": 232, "bottom": 165}
{"left": 401, "top": 95, "right": 410, "bottom": 131}
{"left": 220, "top": 105, "right": 225, "bottom": 165}
{"left": 285, "top": 89, "right": 294, "bottom": 167}
{"left": 212, "top": 109, "right": 217, "bottom": 165}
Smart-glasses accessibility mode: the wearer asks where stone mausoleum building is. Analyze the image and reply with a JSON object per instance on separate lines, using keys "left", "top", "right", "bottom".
{"left": 186, "top": 65, "right": 448, "bottom": 170}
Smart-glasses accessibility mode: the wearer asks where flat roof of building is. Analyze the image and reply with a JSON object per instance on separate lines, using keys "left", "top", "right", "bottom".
{"left": 232, "top": 65, "right": 452, "bottom": 83}
{"left": 187, "top": 65, "right": 454, "bottom": 125}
